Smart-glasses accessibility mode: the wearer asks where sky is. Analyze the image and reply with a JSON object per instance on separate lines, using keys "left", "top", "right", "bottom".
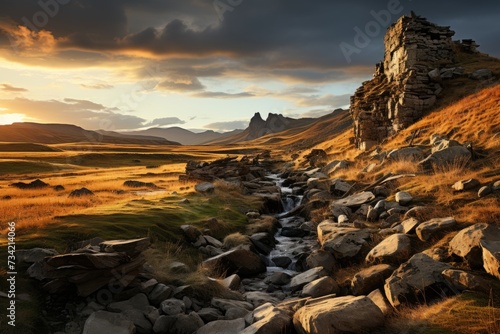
{"left": 0, "top": 0, "right": 499, "bottom": 132}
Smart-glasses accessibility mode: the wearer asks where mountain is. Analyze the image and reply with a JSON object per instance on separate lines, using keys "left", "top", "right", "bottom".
{"left": 120, "top": 127, "right": 243, "bottom": 145}
{"left": 205, "top": 112, "right": 318, "bottom": 145}
{"left": 0, "top": 123, "right": 179, "bottom": 145}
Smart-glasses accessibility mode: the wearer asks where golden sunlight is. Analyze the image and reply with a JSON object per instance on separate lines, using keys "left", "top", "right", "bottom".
{"left": 0, "top": 112, "right": 24, "bottom": 124}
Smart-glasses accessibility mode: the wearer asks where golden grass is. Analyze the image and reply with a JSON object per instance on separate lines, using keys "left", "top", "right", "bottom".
{"left": 223, "top": 232, "right": 251, "bottom": 249}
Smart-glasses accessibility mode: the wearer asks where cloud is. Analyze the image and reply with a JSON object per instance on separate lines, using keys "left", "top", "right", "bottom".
{"left": 156, "top": 77, "right": 204, "bottom": 91}
{"left": 295, "top": 93, "right": 351, "bottom": 107}
{"left": 300, "top": 108, "right": 337, "bottom": 118}
{"left": 204, "top": 120, "right": 248, "bottom": 131}
{"left": 0, "top": 83, "right": 27, "bottom": 92}
{"left": 0, "top": 97, "right": 146, "bottom": 130}
{"left": 81, "top": 83, "right": 114, "bottom": 89}
{"left": 148, "top": 117, "right": 186, "bottom": 126}
{"left": 192, "top": 91, "right": 254, "bottom": 99}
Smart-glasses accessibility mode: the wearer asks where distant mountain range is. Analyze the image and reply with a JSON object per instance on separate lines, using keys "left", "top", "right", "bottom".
{"left": 119, "top": 127, "right": 243, "bottom": 145}
{"left": 0, "top": 123, "right": 179, "bottom": 145}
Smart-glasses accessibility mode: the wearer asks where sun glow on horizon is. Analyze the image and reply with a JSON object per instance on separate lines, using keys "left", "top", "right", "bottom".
{"left": 0, "top": 112, "right": 25, "bottom": 125}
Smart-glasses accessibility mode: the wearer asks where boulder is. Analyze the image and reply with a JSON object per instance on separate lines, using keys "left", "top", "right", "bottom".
{"left": 452, "top": 178, "right": 480, "bottom": 191}
{"left": 416, "top": 217, "right": 456, "bottom": 241}
{"left": 289, "top": 267, "right": 327, "bottom": 292}
{"left": 478, "top": 186, "right": 492, "bottom": 197}
{"left": 108, "top": 293, "right": 150, "bottom": 313}
{"left": 164, "top": 312, "right": 204, "bottom": 334}
{"left": 449, "top": 223, "right": 500, "bottom": 269}
{"left": 387, "top": 147, "right": 424, "bottom": 161}
{"left": 148, "top": 283, "right": 173, "bottom": 306}
{"left": 419, "top": 146, "right": 471, "bottom": 169}
{"left": 197, "top": 307, "right": 223, "bottom": 323}
{"left": 266, "top": 272, "right": 291, "bottom": 286}
{"left": 244, "top": 291, "right": 281, "bottom": 308}
{"left": 180, "top": 225, "right": 202, "bottom": 243}
{"left": 471, "top": 69, "right": 493, "bottom": 80}
{"left": 368, "top": 289, "right": 392, "bottom": 316}
{"left": 481, "top": 238, "right": 500, "bottom": 280}
{"left": 160, "top": 298, "right": 185, "bottom": 316}
{"left": 351, "top": 264, "right": 395, "bottom": 296}
{"left": 195, "top": 182, "right": 215, "bottom": 194}
{"left": 241, "top": 303, "right": 293, "bottom": 334}
{"left": 211, "top": 298, "right": 253, "bottom": 313}
{"left": 100, "top": 238, "right": 150, "bottom": 257}
{"left": 16, "top": 248, "right": 58, "bottom": 263}
{"left": 301, "top": 276, "right": 340, "bottom": 298}
{"left": 203, "top": 248, "right": 266, "bottom": 278}
{"left": 11, "top": 179, "right": 49, "bottom": 189}
{"left": 197, "top": 318, "right": 246, "bottom": 334}
{"left": 123, "top": 180, "right": 158, "bottom": 188}
{"left": 82, "top": 311, "right": 135, "bottom": 334}
{"left": 384, "top": 253, "right": 453, "bottom": 308}
{"left": 69, "top": 187, "right": 94, "bottom": 197}
{"left": 321, "top": 227, "right": 371, "bottom": 260}
{"left": 305, "top": 250, "right": 337, "bottom": 274}
{"left": 122, "top": 309, "right": 153, "bottom": 334}
{"left": 400, "top": 217, "right": 421, "bottom": 234}
{"left": 442, "top": 269, "right": 490, "bottom": 292}
{"left": 395, "top": 191, "right": 413, "bottom": 206}
{"left": 366, "top": 234, "right": 411, "bottom": 264}
{"left": 331, "top": 191, "right": 375, "bottom": 208}
{"left": 293, "top": 295, "right": 385, "bottom": 334}
{"left": 271, "top": 256, "right": 292, "bottom": 269}
{"left": 219, "top": 274, "right": 241, "bottom": 290}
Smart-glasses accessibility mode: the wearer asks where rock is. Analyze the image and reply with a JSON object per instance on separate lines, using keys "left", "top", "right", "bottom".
{"left": 449, "top": 223, "right": 499, "bottom": 269}
{"left": 242, "top": 303, "right": 293, "bottom": 334}
{"left": 266, "top": 272, "right": 291, "bottom": 286}
{"left": 416, "top": 217, "right": 456, "bottom": 241}
{"left": 123, "top": 180, "right": 158, "bottom": 188}
{"left": 321, "top": 227, "right": 371, "bottom": 260}
{"left": 195, "top": 182, "right": 215, "bottom": 194}
{"left": 69, "top": 187, "right": 94, "bottom": 197}
{"left": 400, "top": 217, "right": 421, "bottom": 234}
{"left": 331, "top": 191, "right": 375, "bottom": 207}
{"left": 271, "top": 256, "right": 292, "bottom": 269}
{"left": 481, "top": 238, "right": 500, "bottom": 280}
{"left": 160, "top": 298, "right": 185, "bottom": 316}
{"left": 395, "top": 191, "right": 413, "bottom": 205}
{"left": 197, "top": 307, "right": 223, "bottom": 323}
{"left": 478, "top": 185, "right": 492, "bottom": 197}
{"left": 419, "top": 146, "right": 471, "bottom": 169}
{"left": 219, "top": 274, "right": 241, "bottom": 290}
{"left": 225, "top": 307, "right": 250, "bottom": 320}
{"left": 337, "top": 214, "right": 349, "bottom": 224}
{"left": 82, "top": 311, "right": 135, "bottom": 334}
{"left": 122, "top": 309, "right": 153, "bottom": 334}
{"left": 368, "top": 289, "right": 392, "bottom": 316}
{"left": 442, "top": 269, "right": 490, "bottom": 292}
{"left": 305, "top": 250, "right": 337, "bottom": 274}
{"left": 204, "top": 235, "right": 223, "bottom": 248}
{"left": 11, "top": 179, "right": 49, "bottom": 189}
{"left": 301, "top": 276, "right": 340, "bottom": 298}
{"left": 304, "top": 149, "right": 328, "bottom": 168}
{"left": 16, "top": 248, "right": 58, "bottom": 263}
{"left": 366, "top": 234, "right": 411, "bottom": 264}
{"left": 244, "top": 291, "right": 281, "bottom": 308}
{"left": 169, "top": 261, "right": 190, "bottom": 274}
{"left": 471, "top": 69, "right": 493, "bottom": 80}
{"left": 197, "top": 318, "right": 246, "bottom": 334}
{"left": 108, "top": 293, "right": 150, "bottom": 313}
{"left": 153, "top": 315, "right": 175, "bottom": 333}
{"left": 203, "top": 248, "right": 266, "bottom": 278}
{"left": 330, "top": 179, "right": 352, "bottom": 196}
{"left": 54, "top": 185, "right": 65, "bottom": 191}
{"left": 431, "top": 139, "right": 461, "bottom": 153}
{"left": 452, "top": 178, "right": 480, "bottom": 191}
{"left": 289, "top": 267, "right": 327, "bottom": 292}
{"left": 148, "top": 283, "right": 173, "bottom": 306}
{"left": 293, "top": 295, "right": 385, "bottom": 334}
{"left": 168, "top": 312, "right": 204, "bottom": 334}
{"left": 180, "top": 225, "right": 202, "bottom": 243}
{"left": 45, "top": 252, "right": 130, "bottom": 269}
{"left": 387, "top": 147, "right": 424, "bottom": 161}
{"left": 428, "top": 68, "right": 441, "bottom": 81}
{"left": 330, "top": 205, "right": 352, "bottom": 220}
{"left": 351, "top": 264, "right": 395, "bottom": 296}
{"left": 100, "top": 238, "right": 150, "bottom": 257}
{"left": 211, "top": 298, "right": 253, "bottom": 313}
{"left": 384, "top": 253, "right": 453, "bottom": 308}
{"left": 373, "top": 186, "right": 390, "bottom": 198}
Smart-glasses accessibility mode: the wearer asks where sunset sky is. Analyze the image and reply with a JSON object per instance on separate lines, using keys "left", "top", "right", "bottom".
{"left": 0, "top": 0, "right": 499, "bottom": 132}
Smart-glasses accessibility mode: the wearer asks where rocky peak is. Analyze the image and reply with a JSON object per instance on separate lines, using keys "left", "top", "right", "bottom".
{"left": 247, "top": 112, "right": 290, "bottom": 140}
{"left": 350, "top": 14, "right": 458, "bottom": 150}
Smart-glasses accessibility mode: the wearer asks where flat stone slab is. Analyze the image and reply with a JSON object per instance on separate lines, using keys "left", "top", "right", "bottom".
{"left": 332, "top": 191, "right": 375, "bottom": 207}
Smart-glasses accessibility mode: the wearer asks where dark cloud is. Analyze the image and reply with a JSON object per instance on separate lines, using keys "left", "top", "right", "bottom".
{"left": 0, "top": 83, "right": 27, "bottom": 92}
{"left": 148, "top": 117, "right": 185, "bottom": 126}
{"left": 192, "top": 91, "right": 253, "bottom": 99}
{"left": 0, "top": 97, "right": 146, "bottom": 130}
{"left": 156, "top": 78, "right": 204, "bottom": 92}
{"left": 204, "top": 120, "right": 248, "bottom": 131}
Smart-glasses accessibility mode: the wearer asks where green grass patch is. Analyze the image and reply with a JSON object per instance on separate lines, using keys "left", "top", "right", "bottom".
{"left": 0, "top": 160, "right": 71, "bottom": 175}
{"left": 13, "top": 191, "right": 261, "bottom": 252}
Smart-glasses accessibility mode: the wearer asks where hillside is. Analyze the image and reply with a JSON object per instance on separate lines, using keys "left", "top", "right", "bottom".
{"left": 121, "top": 127, "right": 243, "bottom": 145}
{"left": 0, "top": 122, "right": 180, "bottom": 145}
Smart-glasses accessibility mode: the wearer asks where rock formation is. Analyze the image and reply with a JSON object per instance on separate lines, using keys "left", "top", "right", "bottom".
{"left": 350, "top": 14, "right": 457, "bottom": 150}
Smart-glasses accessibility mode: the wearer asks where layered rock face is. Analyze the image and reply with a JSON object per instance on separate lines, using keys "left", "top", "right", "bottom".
{"left": 350, "top": 15, "right": 456, "bottom": 150}
{"left": 247, "top": 112, "right": 292, "bottom": 140}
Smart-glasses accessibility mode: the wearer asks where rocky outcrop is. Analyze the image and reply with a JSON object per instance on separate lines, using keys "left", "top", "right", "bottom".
{"left": 350, "top": 14, "right": 456, "bottom": 150}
